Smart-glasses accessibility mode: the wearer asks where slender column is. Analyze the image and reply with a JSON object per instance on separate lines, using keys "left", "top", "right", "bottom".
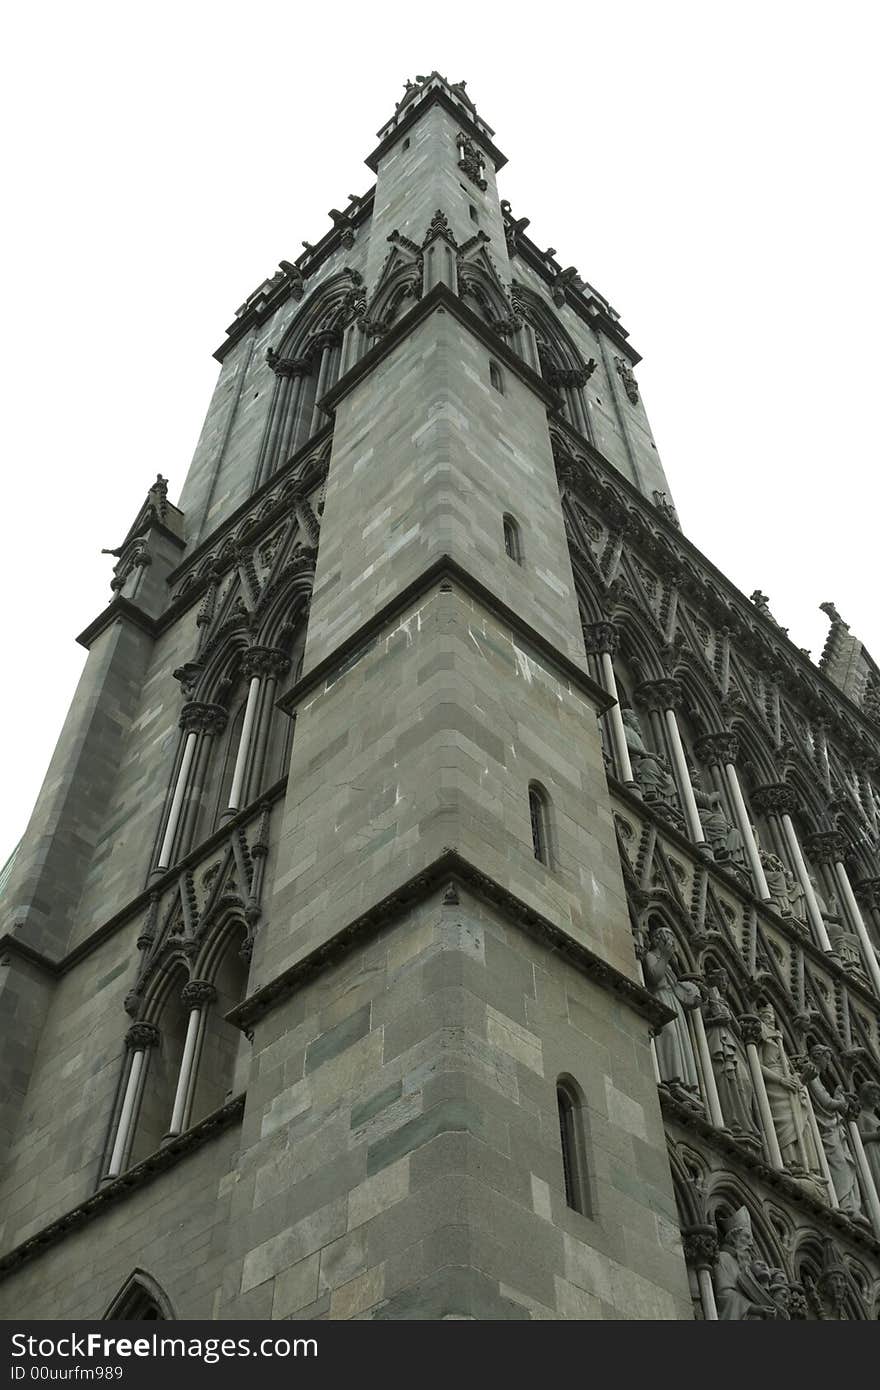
{"left": 682, "top": 1229, "right": 719, "bottom": 1321}
{"left": 106, "top": 1023, "right": 159, "bottom": 1178}
{"left": 745, "top": 791, "right": 834, "bottom": 951}
{"left": 167, "top": 982, "right": 216, "bottom": 1137}
{"left": 739, "top": 1015, "right": 784, "bottom": 1169}
{"left": 228, "top": 676, "right": 261, "bottom": 812}
{"left": 172, "top": 703, "right": 227, "bottom": 857}
{"left": 309, "top": 331, "right": 339, "bottom": 436}
{"left": 157, "top": 730, "right": 197, "bottom": 870}
{"left": 835, "top": 861, "right": 880, "bottom": 996}
{"left": 802, "top": 1087, "right": 838, "bottom": 1208}
{"left": 807, "top": 833, "right": 880, "bottom": 994}
{"left": 276, "top": 362, "right": 310, "bottom": 466}
{"left": 848, "top": 1121, "right": 880, "bottom": 1238}
{"left": 692, "top": 1005, "right": 724, "bottom": 1128}
{"left": 636, "top": 683, "right": 708, "bottom": 848}
{"left": 243, "top": 649, "right": 290, "bottom": 806}
{"left": 724, "top": 763, "right": 770, "bottom": 900}
{"left": 582, "top": 623, "right": 635, "bottom": 786}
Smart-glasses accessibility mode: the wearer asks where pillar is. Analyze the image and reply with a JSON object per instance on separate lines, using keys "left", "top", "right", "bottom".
{"left": 739, "top": 1015, "right": 784, "bottom": 1169}
{"left": 167, "top": 981, "right": 216, "bottom": 1138}
{"left": 582, "top": 622, "right": 636, "bottom": 787}
{"left": 106, "top": 1023, "right": 159, "bottom": 1179}
{"left": 637, "top": 679, "right": 707, "bottom": 849}
{"left": 696, "top": 733, "right": 770, "bottom": 900}
{"left": 682, "top": 1228, "right": 719, "bottom": 1321}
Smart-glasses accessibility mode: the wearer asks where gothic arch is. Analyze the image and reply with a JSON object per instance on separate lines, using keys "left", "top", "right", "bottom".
{"left": 104, "top": 1269, "right": 175, "bottom": 1321}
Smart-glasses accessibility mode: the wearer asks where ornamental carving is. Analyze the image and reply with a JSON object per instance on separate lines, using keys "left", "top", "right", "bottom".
{"left": 582, "top": 621, "right": 619, "bottom": 657}
{"left": 125, "top": 1023, "right": 160, "bottom": 1051}
{"left": 181, "top": 980, "right": 217, "bottom": 1009}
{"left": 456, "top": 131, "right": 486, "bottom": 190}
{"left": 265, "top": 348, "right": 311, "bottom": 380}
{"left": 750, "top": 783, "right": 799, "bottom": 818}
{"left": 179, "top": 702, "right": 229, "bottom": 736}
{"left": 241, "top": 646, "right": 291, "bottom": 682}
{"left": 694, "top": 732, "right": 740, "bottom": 767}
{"left": 636, "top": 678, "right": 682, "bottom": 712}
{"left": 614, "top": 355, "right": 639, "bottom": 403}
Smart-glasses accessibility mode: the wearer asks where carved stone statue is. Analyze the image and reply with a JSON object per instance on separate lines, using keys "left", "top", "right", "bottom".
{"left": 703, "top": 970, "right": 761, "bottom": 1144}
{"left": 642, "top": 926, "right": 702, "bottom": 1105}
{"left": 857, "top": 1080, "right": 880, "bottom": 1196}
{"left": 760, "top": 851, "right": 792, "bottom": 917}
{"left": 714, "top": 1208, "right": 779, "bottom": 1320}
{"left": 757, "top": 1003, "right": 820, "bottom": 1176}
{"left": 621, "top": 709, "right": 679, "bottom": 810}
{"left": 806, "top": 1045, "right": 863, "bottom": 1217}
{"left": 694, "top": 789, "right": 745, "bottom": 865}
{"left": 786, "top": 869, "right": 808, "bottom": 925}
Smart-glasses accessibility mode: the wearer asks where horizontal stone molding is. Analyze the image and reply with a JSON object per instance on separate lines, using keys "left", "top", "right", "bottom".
{"left": 0, "top": 1096, "right": 244, "bottom": 1281}
{"left": 277, "top": 554, "right": 613, "bottom": 720}
{"left": 226, "top": 848, "right": 674, "bottom": 1035}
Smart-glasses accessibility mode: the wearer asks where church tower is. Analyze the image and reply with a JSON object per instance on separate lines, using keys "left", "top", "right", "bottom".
{"left": 2, "top": 75, "right": 879, "bottom": 1322}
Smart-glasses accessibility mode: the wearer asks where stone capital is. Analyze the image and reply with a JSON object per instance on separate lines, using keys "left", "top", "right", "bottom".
{"left": 242, "top": 646, "right": 291, "bottom": 682}
{"left": 182, "top": 980, "right": 216, "bottom": 1009}
{"left": 635, "top": 678, "right": 682, "bottom": 712}
{"left": 179, "top": 701, "right": 229, "bottom": 735}
{"left": 266, "top": 349, "right": 311, "bottom": 379}
{"left": 803, "top": 830, "right": 848, "bottom": 866}
{"left": 737, "top": 1013, "right": 763, "bottom": 1047}
{"left": 854, "top": 877, "right": 880, "bottom": 910}
{"left": 125, "top": 1022, "right": 160, "bottom": 1051}
{"left": 694, "top": 731, "right": 740, "bottom": 767}
{"left": 750, "top": 782, "right": 799, "bottom": 818}
{"left": 582, "top": 621, "right": 618, "bottom": 657}
{"left": 682, "top": 1226, "right": 718, "bottom": 1269}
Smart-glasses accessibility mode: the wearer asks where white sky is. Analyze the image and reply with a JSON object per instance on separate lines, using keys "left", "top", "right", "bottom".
{"left": 2, "top": 3, "right": 877, "bottom": 863}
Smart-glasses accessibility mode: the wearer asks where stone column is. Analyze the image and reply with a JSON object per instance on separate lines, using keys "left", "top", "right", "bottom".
{"left": 682, "top": 1228, "right": 719, "bottom": 1321}
{"left": 274, "top": 358, "right": 312, "bottom": 467}
{"left": 854, "top": 877, "right": 880, "bottom": 975}
{"left": 167, "top": 982, "right": 216, "bottom": 1138}
{"left": 696, "top": 733, "right": 770, "bottom": 900}
{"left": 847, "top": 1119, "right": 880, "bottom": 1238}
{"left": 750, "top": 786, "right": 832, "bottom": 952}
{"left": 309, "top": 331, "right": 341, "bottom": 437}
{"left": 157, "top": 700, "right": 230, "bottom": 872}
{"left": 106, "top": 1023, "right": 159, "bottom": 1178}
{"left": 638, "top": 679, "right": 707, "bottom": 849}
{"left": 582, "top": 622, "right": 635, "bottom": 787}
{"left": 692, "top": 1003, "right": 724, "bottom": 1129}
{"left": 739, "top": 1015, "right": 784, "bottom": 1170}
{"left": 176, "top": 702, "right": 228, "bottom": 858}
{"left": 807, "top": 835, "right": 880, "bottom": 995}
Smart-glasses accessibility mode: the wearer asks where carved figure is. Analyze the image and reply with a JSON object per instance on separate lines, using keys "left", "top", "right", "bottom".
{"left": 642, "top": 926, "right": 701, "bottom": 1103}
{"left": 757, "top": 1003, "right": 820, "bottom": 1175}
{"left": 857, "top": 1080, "right": 880, "bottom": 1196}
{"left": 703, "top": 970, "right": 761, "bottom": 1142}
{"left": 760, "top": 851, "right": 792, "bottom": 917}
{"left": 714, "top": 1208, "right": 779, "bottom": 1320}
{"left": 807, "top": 1045, "right": 863, "bottom": 1216}
{"left": 621, "top": 709, "right": 679, "bottom": 808}
{"left": 694, "top": 789, "right": 744, "bottom": 864}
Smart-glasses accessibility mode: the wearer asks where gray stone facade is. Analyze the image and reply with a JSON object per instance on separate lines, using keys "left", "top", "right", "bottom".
{"left": 1, "top": 74, "right": 878, "bottom": 1321}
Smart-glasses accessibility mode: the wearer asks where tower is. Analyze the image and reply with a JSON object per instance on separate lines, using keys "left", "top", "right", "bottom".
{"left": 1, "top": 74, "right": 879, "bottom": 1322}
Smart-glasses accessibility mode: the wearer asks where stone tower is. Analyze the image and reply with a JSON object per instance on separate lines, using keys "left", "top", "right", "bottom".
{"left": 2, "top": 74, "right": 879, "bottom": 1322}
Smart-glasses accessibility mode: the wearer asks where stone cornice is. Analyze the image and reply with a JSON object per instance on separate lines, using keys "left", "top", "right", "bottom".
{"left": 214, "top": 192, "right": 375, "bottom": 363}
{"left": 319, "top": 281, "right": 559, "bottom": 415}
{"left": 365, "top": 85, "right": 507, "bottom": 175}
{"left": 276, "top": 553, "right": 613, "bottom": 720}
{"left": 0, "top": 1097, "right": 244, "bottom": 1280}
{"left": 76, "top": 595, "right": 162, "bottom": 651}
{"left": 555, "top": 416, "right": 880, "bottom": 756}
{"left": 662, "top": 1094, "right": 880, "bottom": 1261}
{"left": 2, "top": 780, "right": 288, "bottom": 978}
{"left": 226, "top": 849, "right": 673, "bottom": 1034}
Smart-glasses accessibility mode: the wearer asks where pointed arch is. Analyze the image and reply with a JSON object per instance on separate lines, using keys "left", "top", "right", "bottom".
{"left": 104, "top": 1269, "right": 175, "bottom": 1321}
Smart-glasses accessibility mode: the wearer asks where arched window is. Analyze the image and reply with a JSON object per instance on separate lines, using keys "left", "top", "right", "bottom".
{"left": 489, "top": 360, "right": 504, "bottom": 394}
{"left": 502, "top": 513, "right": 521, "bottom": 564}
{"left": 557, "top": 1077, "right": 590, "bottom": 1215}
{"left": 104, "top": 1271, "right": 175, "bottom": 1321}
{"left": 528, "top": 783, "right": 552, "bottom": 866}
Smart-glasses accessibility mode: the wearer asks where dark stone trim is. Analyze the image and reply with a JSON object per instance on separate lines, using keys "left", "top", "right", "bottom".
{"left": 11, "top": 780, "right": 288, "bottom": 976}
{"left": 510, "top": 234, "right": 640, "bottom": 364}
{"left": 0, "top": 936, "right": 59, "bottom": 977}
{"left": 76, "top": 596, "right": 162, "bottom": 650}
{"left": 165, "top": 424, "right": 333, "bottom": 589}
{"left": 227, "top": 849, "right": 672, "bottom": 1033}
{"left": 0, "top": 1097, "right": 244, "bottom": 1280}
{"left": 365, "top": 87, "right": 507, "bottom": 175}
{"left": 214, "top": 192, "right": 376, "bottom": 362}
{"left": 320, "top": 282, "right": 558, "bottom": 415}
{"left": 557, "top": 415, "right": 880, "bottom": 750}
{"left": 276, "top": 553, "right": 613, "bottom": 718}
{"left": 662, "top": 1096, "right": 880, "bottom": 1259}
